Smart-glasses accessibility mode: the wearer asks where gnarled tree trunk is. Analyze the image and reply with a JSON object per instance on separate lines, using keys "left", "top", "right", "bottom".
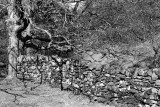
{"left": 6, "top": 0, "right": 19, "bottom": 80}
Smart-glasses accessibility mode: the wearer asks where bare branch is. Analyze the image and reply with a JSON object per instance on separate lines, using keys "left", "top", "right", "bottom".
{"left": 0, "top": 3, "right": 6, "bottom": 7}
{"left": 0, "top": 3, "right": 10, "bottom": 13}
{"left": 31, "top": 23, "right": 52, "bottom": 39}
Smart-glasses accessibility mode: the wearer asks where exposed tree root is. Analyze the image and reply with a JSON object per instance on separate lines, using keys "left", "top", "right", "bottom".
{"left": 0, "top": 88, "right": 25, "bottom": 104}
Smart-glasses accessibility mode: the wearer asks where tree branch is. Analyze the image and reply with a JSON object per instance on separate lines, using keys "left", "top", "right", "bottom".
{"left": 32, "top": 23, "right": 52, "bottom": 39}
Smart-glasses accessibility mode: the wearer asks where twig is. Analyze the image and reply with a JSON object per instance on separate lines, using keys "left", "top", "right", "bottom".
{"left": 32, "top": 24, "right": 52, "bottom": 39}
{"left": 30, "top": 17, "right": 52, "bottom": 39}
{"left": 48, "top": 35, "right": 72, "bottom": 48}
{"left": 0, "top": 3, "right": 6, "bottom": 7}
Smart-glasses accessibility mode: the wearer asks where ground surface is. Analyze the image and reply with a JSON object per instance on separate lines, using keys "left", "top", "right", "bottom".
{"left": 0, "top": 80, "right": 113, "bottom": 107}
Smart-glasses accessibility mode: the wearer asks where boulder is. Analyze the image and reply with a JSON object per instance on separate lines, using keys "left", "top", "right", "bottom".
{"left": 155, "top": 80, "right": 160, "bottom": 86}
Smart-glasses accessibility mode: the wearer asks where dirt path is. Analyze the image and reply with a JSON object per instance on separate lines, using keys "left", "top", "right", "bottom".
{"left": 0, "top": 82, "right": 114, "bottom": 107}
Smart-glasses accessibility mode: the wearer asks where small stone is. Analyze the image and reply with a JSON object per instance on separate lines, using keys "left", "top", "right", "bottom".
{"left": 145, "top": 104, "right": 150, "bottom": 107}
{"left": 153, "top": 68, "right": 159, "bottom": 72}
{"left": 142, "top": 87, "right": 151, "bottom": 91}
{"left": 155, "top": 80, "right": 160, "bottom": 86}
{"left": 108, "top": 82, "right": 114, "bottom": 86}
{"left": 151, "top": 104, "right": 158, "bottom": 107}
{"left": 151, "top": 88, "right": 158, "bottom": 94}
{"left": 96, "top": 82, "right": 105, "bottom": 87}
{"left": 87, "top": 51, "right": 94, "bottom": 55}
{"left": 29, "top": 65, "right": 36, "bottom": 70}
{"left": 136, "top": 76, "right": 143, "bottom": 79}
{"left": 150, "top": 95, "right": 155, "bottom": 100}
{"left": 105, "top": 74, "right": 110, "bottom": 77}
{"left": 130, "top": 89, "right": 138, "bottom": 93}
{"left": 119, "top": 80, "right": 127, "bottom": 87}
{"left": 62, "top": 80, "right": 71, "bottom": 89}
{"left": 138, "top": 68, "right": 146, "bottom": 76}
{"left": 140, "top": 62, "right": 147, "bottom": 67}
{"left": 151, "top": 72, "right": 158, "bottom": 81}
{"left": 72, "top": 83, "right": 79, "bottom": 88}
{"left": 153, "top": 68, "right": 160, "bottom": 77}
{"left": 133, "top": 68, "right": 138, "bottom": 78}
{"left": 151, "top": 100, "right": 157, "bottom": 104}
{"left": 147, "top": 70, "right": 153, "bottom": 77}
{"left": 158, "top": 89, "right": 160, "bottom": 95}
{"left": 138, "top": 104, "right": 143, "bottom": 107}
{"left": 92, "top": 53, "right": 103, "bottom": 61}
{"left": 125, "top": 70, "right": 130, "bottom": 77}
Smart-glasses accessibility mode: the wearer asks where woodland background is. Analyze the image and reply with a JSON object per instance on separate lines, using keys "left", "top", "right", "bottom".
{"left": 0, "top": 0, "right": 160, "bottom": 76}
{"left": 1, "top": 0, "right": 160, "bottom": 107}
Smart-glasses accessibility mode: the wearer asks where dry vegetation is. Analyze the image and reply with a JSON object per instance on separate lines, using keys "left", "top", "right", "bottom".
{"left": 1, "top": 0, "right": 160, "bottom": 107}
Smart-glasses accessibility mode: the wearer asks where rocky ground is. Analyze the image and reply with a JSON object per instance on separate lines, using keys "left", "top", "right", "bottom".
{"left": 78, "top": 41, "right": 160, "bottom": 107}
{"left": 0, "top": 80, "right": 113, "bottom": 107}
{"left": 8, "top": 40, "right": 159, "bottom": 107}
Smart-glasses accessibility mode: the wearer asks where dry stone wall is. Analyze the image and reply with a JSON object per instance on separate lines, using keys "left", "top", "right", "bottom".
{"left": 16, "top": 47, "right": 160, "bottom": 107}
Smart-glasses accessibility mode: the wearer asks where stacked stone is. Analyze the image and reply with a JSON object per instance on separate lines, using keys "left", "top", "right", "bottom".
{"left": 16, "top": 54, "right": 62, "bottom": 83}
{"left": 16, "top": 53, "right": 160, "bottom": 107}
{"left": 61, "top": 52, "right": 160, "bottom": 107}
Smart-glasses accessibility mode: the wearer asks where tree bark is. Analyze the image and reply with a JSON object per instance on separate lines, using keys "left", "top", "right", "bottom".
{"left": 6, "top": 0, "right": 19, "bottom": 79}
